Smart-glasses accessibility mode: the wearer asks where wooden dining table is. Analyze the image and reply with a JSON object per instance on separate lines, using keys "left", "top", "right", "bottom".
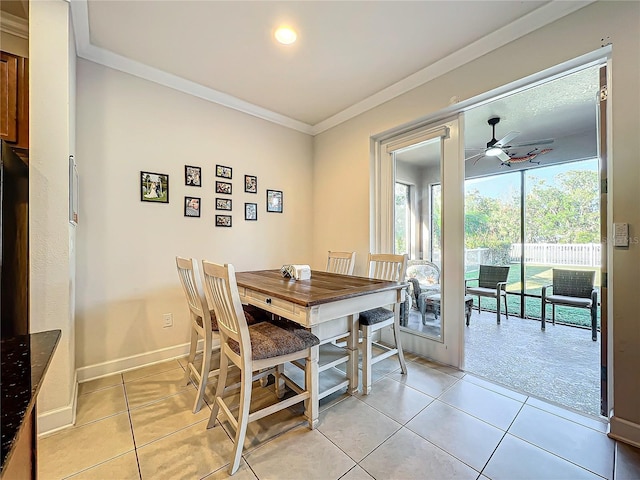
{"left": 235, "top": 269, "right": 407, "bottom": 426}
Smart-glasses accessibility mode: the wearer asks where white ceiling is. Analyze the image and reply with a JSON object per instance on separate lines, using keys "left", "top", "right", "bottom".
{"left": 61, "top": 0, "right": 594, "bottom": 135}
{"left": 0, "top": 0, "right": 599, "bottom": 151}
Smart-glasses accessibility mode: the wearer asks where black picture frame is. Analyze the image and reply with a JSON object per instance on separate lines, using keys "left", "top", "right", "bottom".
{"left": 244, "top": 175, "right": 257, "bottom": 193}
{"left": 185, "top": 165, "right": 201, "bottom": 187}
{"left": 141, "top": 171, "right": 169, "bottom": 203}
{"left": 216, "top": 215, "right": 232, "bottom": 227}
{"left": 245, "top": 202, "right": 257, "bottom": 221}
{"left": 184, "top": 196, "right": 201, "bottom": 217}
{"left": 266, "top": 189, "right": 283, "bottom": 213}
{"left": 216, "top": 164, "right": 232, "bottom": 179}
{"left": 216, "top": 181, "right": 232, "bottom": 195}
{"left": 216, "top": 198, "right": 232, "bottom": 211}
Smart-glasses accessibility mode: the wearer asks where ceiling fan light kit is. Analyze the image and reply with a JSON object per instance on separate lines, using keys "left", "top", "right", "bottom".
{"left": 465, "top": 116, "right": 554, "bottom": 166}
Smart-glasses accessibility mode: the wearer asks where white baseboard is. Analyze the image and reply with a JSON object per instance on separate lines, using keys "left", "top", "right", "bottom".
{"left": 37, "top": 371, "right": 78, "bottom": 436}
{"left": 76, "top": 342, "right": 193, "bottom": 383}
{"left": 609, "top": 414, "right": 640, "bottom": 448}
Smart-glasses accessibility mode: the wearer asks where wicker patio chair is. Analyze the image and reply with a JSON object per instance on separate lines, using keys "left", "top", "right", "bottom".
{"left": 465, "top": 265, "right": 510, "bottom": 324}
{"left": 541, "top": 269, "right": 598, "bottom": 341}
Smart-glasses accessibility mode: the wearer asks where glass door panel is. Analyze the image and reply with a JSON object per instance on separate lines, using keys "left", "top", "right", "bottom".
{"left": 464, "top": 172, "right": 522, "bottom": 317}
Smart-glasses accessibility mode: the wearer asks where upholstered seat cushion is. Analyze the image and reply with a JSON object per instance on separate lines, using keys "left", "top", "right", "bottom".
{"left": 227, "top": 319, "right": 319, "bottom": 360}
{"left": 545, "top": 294, "right": 592, "bottom": 308}
{"left": 206, "top": 304, "right": 271, "bottom": 331}
{"left": 466, "top": 286, "right": 506, "bottom": 298}
{"left": 359, "top": 307, "right": 394, "bottom": 326}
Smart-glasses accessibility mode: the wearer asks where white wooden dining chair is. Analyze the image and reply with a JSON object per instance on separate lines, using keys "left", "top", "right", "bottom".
{"left": 176, "top": 256, "right": 220, "bottom": 413}
{"left": 358, "top": 253, "right": 408, "bottom": 394}
{"left": 326, "top": 251, "right": 356, "bottom": 275}
{"left": 201, "top": 260, "right": 319, "bottom": 475}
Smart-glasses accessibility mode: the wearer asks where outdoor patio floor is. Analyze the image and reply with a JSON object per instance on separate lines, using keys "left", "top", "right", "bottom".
{"left": 403, "top": 306, "right": 602, "bottom": 418}
{"left": 463, "top": 308, "right": 602, "bottom": 418}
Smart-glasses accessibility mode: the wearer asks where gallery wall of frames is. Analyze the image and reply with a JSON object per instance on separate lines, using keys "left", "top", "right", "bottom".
{"left": 139, "top": 164, "right": 283, "bottom": 227}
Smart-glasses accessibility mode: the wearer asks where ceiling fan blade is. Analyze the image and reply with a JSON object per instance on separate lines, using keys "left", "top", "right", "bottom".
{"left": 465, "top": 153, "right": 484, "bottom": 162}
{"left": 507, "top": 138, "right": 555, "bottom": 148}
{"left": 495, "top": 130, "right": 521, "bottom": 147}
{"left": 496, "top": 150, "right": 511, "bottom": 162}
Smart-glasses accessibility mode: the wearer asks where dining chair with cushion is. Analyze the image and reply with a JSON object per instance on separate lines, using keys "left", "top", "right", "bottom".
{"left": 176, "top": 257, "right": 271, "bottom": 414}
{"left": 358, "top": 253, "right": 408, "bottom": 395}
{"left": 541, "top": 268, "right": 598, "bottom": 341}
{"left": 176, "top": 256, "right": 220, "bottom": 414}
{"left": 326, "top": 250, "right": 357, "bottom": 275}
{"left": 201, "top": 261, "right": 319, "bottom": 475}
{"left": 465, "top": 264, "right": 510, "bottom": 324}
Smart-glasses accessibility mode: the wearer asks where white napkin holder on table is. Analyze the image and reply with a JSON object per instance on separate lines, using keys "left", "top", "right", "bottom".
{"left": 281, "top": 264, "right": 312, "bottom": 280}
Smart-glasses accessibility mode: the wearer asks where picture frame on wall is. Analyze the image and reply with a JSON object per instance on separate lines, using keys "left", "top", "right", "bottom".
{"left": 185, "top": 165, "right": 201, "bottom": 187}
{"left": 216, "top": 198, "right": 232, "bottom": 211}
{"left": 216, "top": 164, "right": 232, "bottom": 179}
{"left": 266, "top": 189, "right": 283, "bottom": 213}
{"left": 244, "top": 175, "right": 257, "bottom": 193}
{"left": 216, "top": 181, "right": 232, "bottom": 195}
{"left": 141, "top": 171, "right": 169, "bottom": 203}
{"left": 184, "top": 196, "right": 201, "bottom": 217}
{"left": 245, "top": 202, "right": 257, "bottom": 221}
{"left": 216, "top": 215, "right": 232, "bottom": 227}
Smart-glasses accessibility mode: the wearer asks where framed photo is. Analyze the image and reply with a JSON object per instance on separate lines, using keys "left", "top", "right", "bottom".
{"left": 216, "top": 198, "right": 232, "bottom": 211}
{"left": 216, "top": 215, "right": 232, "bottom": 227}
{"left": 216, "top": 164, "right": 232, "bottom": 179}
{"left": 185, "top": 165, "right": 201, "bottom": 187}
{"left": 266, "top": 189, "right": 283, "bottom": 213}
{"left": 141, "top": 171, "right": 169, "bottom": 203}
{"left": 245, "top": 202, "right": 257, "bottom": 221}
{"left": 184, "top": 196, "right": 201, "bottom": 217}
{"left": 244, "top": 175, "right": 257, "bottom": 193}
{"left": 216, "top": 181, "right": 232, "bottom": 195}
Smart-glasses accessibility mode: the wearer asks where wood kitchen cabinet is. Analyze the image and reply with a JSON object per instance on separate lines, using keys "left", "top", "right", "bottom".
{"left": 1, "top": 51, "right": 29, "bottom": 152}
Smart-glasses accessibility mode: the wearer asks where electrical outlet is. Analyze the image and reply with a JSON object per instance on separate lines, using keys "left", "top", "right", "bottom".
{"left": 163, "top": 313, "right": 173, "bottom": 328}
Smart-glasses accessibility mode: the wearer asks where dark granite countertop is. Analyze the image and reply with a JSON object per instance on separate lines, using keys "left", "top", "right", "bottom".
{"left": 1, "top": 329, "right": 61, "bottom": 473}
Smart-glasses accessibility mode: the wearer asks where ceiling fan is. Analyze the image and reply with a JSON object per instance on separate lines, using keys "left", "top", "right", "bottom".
{"left": 465, "top": 116, "right": 554, "bottom": 165}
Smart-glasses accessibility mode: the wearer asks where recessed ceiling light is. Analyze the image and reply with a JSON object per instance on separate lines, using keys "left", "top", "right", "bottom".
{"left": 274, "top": 26, "right": 297, "bottom": 45}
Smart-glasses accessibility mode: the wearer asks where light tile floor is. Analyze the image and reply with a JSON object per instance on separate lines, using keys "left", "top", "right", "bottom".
{"left": 38, "top": 353, "right": 640, "bottom": 480}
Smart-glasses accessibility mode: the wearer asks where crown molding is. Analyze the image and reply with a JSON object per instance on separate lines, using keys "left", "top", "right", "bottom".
{"left": 70, "top": 0, "right": 593, "bottom": 137}
{"left": 0, "top": 11, "right": 29, "bottom": 39}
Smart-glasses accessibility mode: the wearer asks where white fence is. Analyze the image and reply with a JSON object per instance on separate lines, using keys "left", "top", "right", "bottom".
{"left": 509, "top": 243, "right": 601, "bottom": 267}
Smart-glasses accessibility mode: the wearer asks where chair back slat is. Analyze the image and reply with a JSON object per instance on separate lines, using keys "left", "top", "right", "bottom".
{"left": 552, "top": 269, "right": 595, "bottom": 298}
{"left": 327, "top": 251, "right": 356, "bottom": 275}
{"left": 176, "top": 256, "right": 210, "bottom": 332}
{"left": 478, "top": 265, "right": 510, "bottom": 289}
{"left": 201, "top": 261, "right": 251, "bottom": 353}
{"left": 368, "top": 253, "right": 408, "bottom": 282}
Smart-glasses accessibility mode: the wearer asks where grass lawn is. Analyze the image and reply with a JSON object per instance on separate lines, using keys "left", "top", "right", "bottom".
{"left": 465, "top": 264, "right": 601, "bottom": 328}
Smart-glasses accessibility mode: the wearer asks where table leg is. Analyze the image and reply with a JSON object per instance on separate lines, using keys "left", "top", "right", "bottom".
{"left": 304, "top": 344, "right": 319, "bottom": 429}
{"left": 346, "top": 313, "right": 360, "bottom": 395}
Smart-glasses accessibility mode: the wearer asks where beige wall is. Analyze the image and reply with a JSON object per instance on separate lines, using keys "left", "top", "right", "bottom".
{"left": 30, "top": 0, "right": 76, "bottom": 430}
{"left": 312, "top": 1, "right": 639, "bottom": 441}
{"left": 74, "top": 60, "right": 314, "bottom": 371}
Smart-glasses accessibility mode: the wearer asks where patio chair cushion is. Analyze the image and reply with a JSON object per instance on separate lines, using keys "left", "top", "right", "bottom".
{"left": 466, "top": 286, "right": 506, "bottom": 298}
{"left": 544, "top": 294, "right": 592, "bottom": 308}
{"left": 227, "top": 320, "right": 319, "bottom": 360}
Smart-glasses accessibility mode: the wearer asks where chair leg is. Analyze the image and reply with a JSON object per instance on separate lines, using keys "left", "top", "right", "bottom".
{"left": 207, "top": 353, "right": 228, "bottom": 429}
{"left": 591, "top": 305, "right": 598, "bottom": 341}
{"left": 229, "top": 367, "right": 252, "bottom": 476}
{"left": 496, "top": 294, "right": 501, "bottom": 325}
{"left": 274, "top": 364, "right": 285, "bottom": 399}
{"left": 503, "top": 294, "right": 509, "bottom": 319}
{"left": 552, "top": 305, "right": 556, "bottom": 325}
{"left": 183, "top": 328, "right": 198, "bottom": 386}
{"left": 541, "top": 302, "right": 546, "bottom": 331}
{"left": 193, "top": 340, "right": 211, "bottom": 413}
{"left": 362, "top": 325, "right": 373, "bottom": 395}
{"left": 392, "top": 311, "right": 407, "bottom": 375}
